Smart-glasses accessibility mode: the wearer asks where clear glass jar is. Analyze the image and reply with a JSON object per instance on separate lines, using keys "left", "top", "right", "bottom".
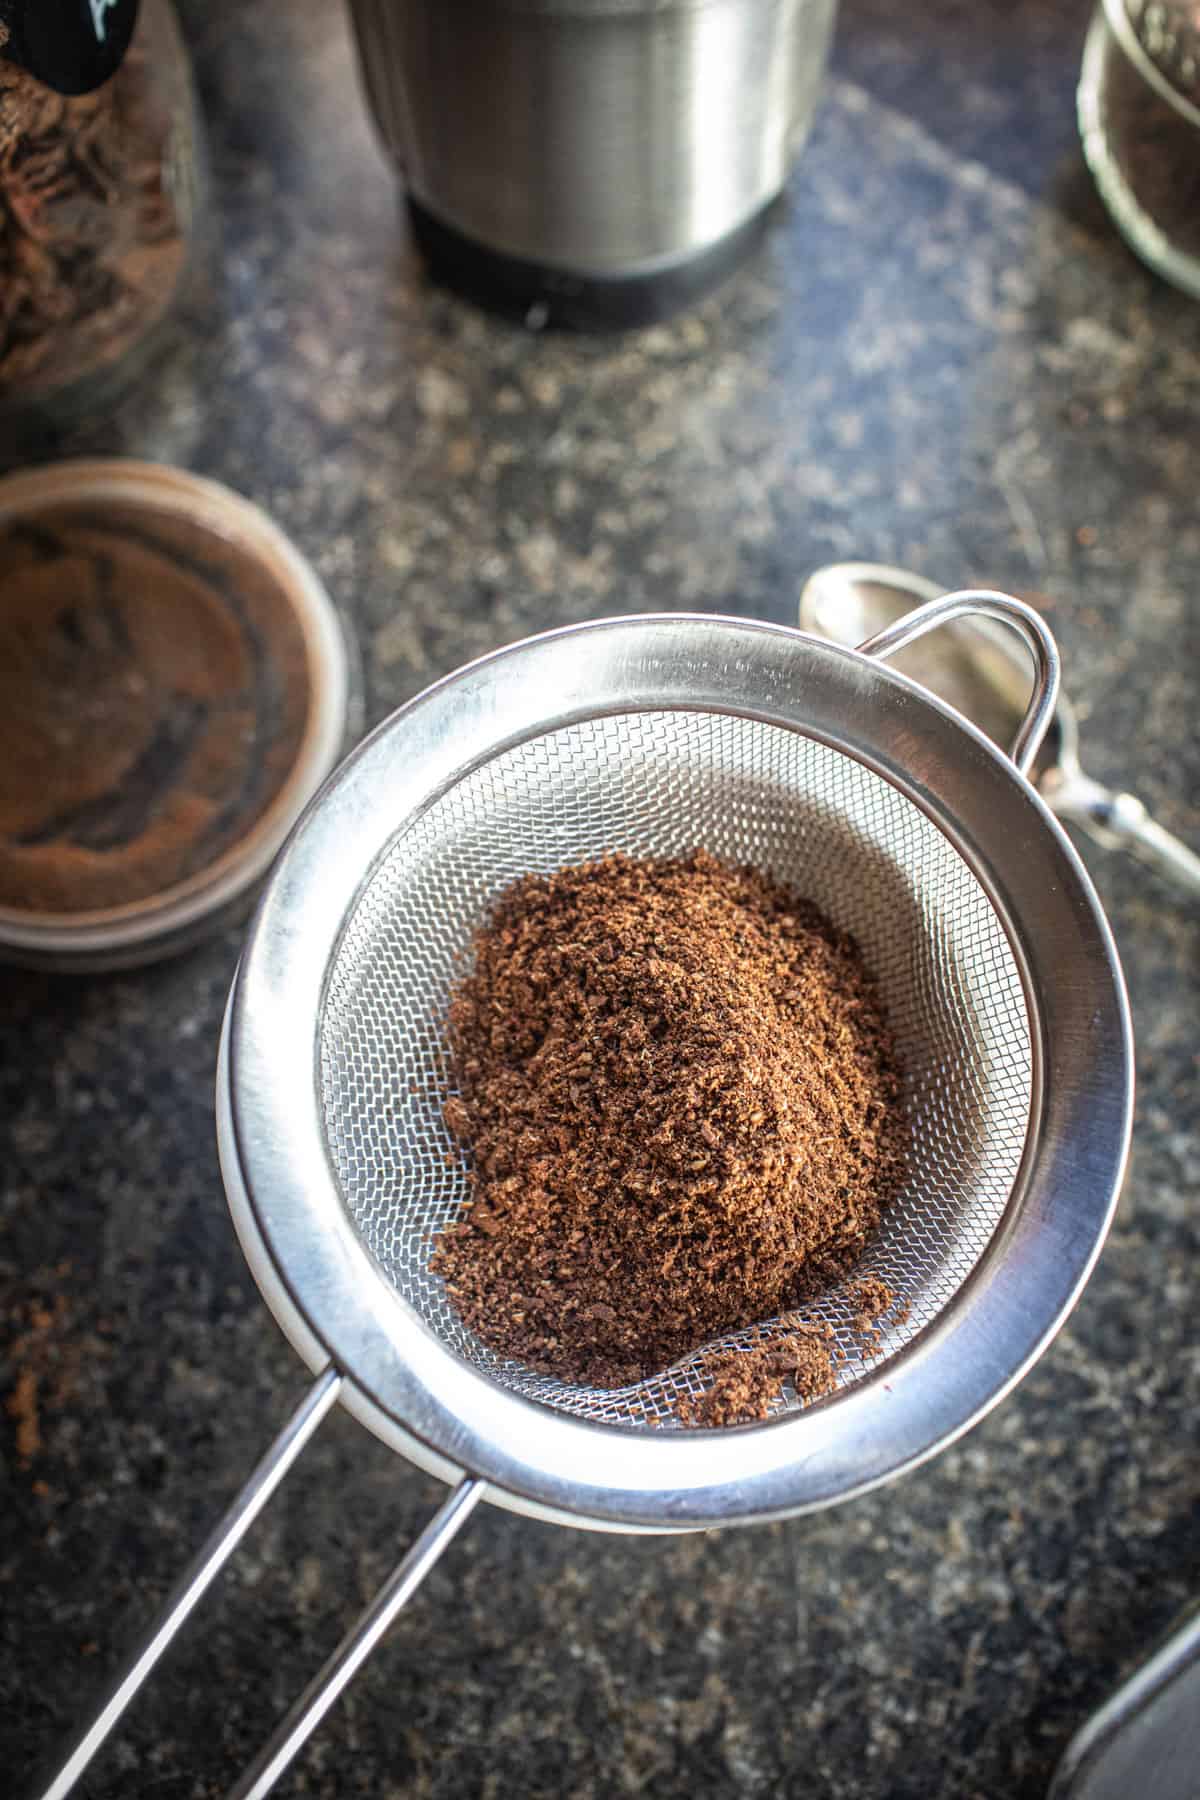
{"left": 0, "top": 0, "right": 204, "bottom": 439}
{"left": 1078, "top": 0, "right": 1200, "bottom": 299}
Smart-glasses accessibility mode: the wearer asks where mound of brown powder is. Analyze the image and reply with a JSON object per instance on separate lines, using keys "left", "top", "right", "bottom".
{"left": 431, "top": 850, "right": 907, "bottom": 1389}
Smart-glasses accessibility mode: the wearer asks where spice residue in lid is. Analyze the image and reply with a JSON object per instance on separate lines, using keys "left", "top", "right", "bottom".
{"left": 431, "top": 850, "right": 909, "bottom": 1393}
{"left": 0, "top": 499, "right": 312, "bottom": 917}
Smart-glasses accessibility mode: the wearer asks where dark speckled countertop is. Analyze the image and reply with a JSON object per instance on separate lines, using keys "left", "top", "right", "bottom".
{"left": 3, "top": 1, "right": 1199, "bottom": 1795}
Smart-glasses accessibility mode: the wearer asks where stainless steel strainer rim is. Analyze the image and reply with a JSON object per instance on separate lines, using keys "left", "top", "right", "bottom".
{"left": 223, "top": 608, "right": 1132, "bottom": 1531}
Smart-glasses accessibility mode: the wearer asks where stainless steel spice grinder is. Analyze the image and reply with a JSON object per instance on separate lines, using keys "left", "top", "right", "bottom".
{"left": 346, "top": 0, "right": 838, "bottom": 324}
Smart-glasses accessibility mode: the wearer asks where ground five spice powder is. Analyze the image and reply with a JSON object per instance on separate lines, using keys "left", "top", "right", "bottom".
{"left": 432, "top": 851, "right": 909, "bottom": 1417}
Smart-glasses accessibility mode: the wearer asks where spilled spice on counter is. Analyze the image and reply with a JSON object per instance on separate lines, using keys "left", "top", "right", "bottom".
{"left": 7, "top": 1365, "right": 42, "bottom": 1465}
{"left": 432, "top": 850, "right": 908, "bottom": 1391}
{"left": 4, "top": 1267, "right": 119, "bottom": 1478}
{"left": 4, "top": 1284, "right": 72, "bottom": 1470}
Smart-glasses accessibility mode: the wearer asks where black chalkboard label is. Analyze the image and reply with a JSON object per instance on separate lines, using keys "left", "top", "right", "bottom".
{"left": 0, "top": 0, "right": 140, "bottom": 95}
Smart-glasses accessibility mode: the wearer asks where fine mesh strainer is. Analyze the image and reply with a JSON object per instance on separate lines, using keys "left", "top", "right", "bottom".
{"left": 40, "top": 595, "right": 1133, "bottom": 1800}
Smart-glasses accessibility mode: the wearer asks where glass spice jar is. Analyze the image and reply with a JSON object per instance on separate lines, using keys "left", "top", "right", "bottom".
{"left": 0, "top": 0, "right": 204, "bottom": 439}
{"left": 1078, "top": 0, "right": 1200, "bottom": 299}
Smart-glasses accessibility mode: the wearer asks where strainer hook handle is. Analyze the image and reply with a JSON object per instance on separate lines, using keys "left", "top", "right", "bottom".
{"left": 226, "top": 1474, "right": 484, "bottom": 1799}
{"left": 33, "top": 1367, "right": 482, "bottom": 1800}
{"left": 857, "top": 589, "right": 1061, "bottom": 779}
{"left": 34, "top": 1369, "right": 344, "bottom": 1800}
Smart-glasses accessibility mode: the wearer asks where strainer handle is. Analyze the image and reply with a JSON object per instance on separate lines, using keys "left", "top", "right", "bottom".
{"left": 225, "top": 1475, "right": 485, "bottom": 1800}
{"left": 34, "top": 1368, "right": 345, "bottom": 1800}
{"left": 857, "top": 589, "right": 1061, "bottom": 779}
{"left": 35, "top": 1370, "right": 484, "bottom": 1800}
{"left": 1045, "top": 770, "right": 1200, "bottom": 898}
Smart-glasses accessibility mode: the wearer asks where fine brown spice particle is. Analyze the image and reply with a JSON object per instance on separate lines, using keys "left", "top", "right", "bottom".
{"left": 4, "top": 1288, "right": 72, "bottom": 1469}
{"left": 849, "top": 1274, "right": 900, "bottom": 1331}
{"left": 431, "top": 850, "right": 908, "bottom": 1394}
{"left": 6, "top": 1366, "right": 41, "bottom": 1466}
{"left": 677, "top": 1286, "right": 913, "bottom": 1428}
{"left": 677, "top": 1329, "right": 840, "bottom": 1429}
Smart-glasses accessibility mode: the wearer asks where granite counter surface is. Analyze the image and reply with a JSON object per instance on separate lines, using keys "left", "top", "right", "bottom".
{"left": 3, "top": 0, "right": 1198, "bottom": 1795}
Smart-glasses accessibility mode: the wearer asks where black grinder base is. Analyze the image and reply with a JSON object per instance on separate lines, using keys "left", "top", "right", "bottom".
{"left": 407, "top": 196, "right": 779, "bottom": 331}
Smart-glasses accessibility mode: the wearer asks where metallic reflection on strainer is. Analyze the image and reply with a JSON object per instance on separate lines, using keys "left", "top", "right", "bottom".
{"left": 38, "top": 598, "right": 1132, "bottom": 1800}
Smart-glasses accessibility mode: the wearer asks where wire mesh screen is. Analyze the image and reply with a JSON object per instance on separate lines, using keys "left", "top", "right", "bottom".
{"left": 319, "top": 710, "right": 1033, "bottom": 1427}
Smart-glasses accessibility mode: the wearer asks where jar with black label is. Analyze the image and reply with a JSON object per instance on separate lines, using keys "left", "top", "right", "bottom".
{"left": 0, "top": 0, "right": 205, "bottom": 438}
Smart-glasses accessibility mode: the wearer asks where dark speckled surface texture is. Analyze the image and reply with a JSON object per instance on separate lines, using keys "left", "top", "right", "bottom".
{"left": 3, "top": 1, "right": 1199, "bottom": 1795}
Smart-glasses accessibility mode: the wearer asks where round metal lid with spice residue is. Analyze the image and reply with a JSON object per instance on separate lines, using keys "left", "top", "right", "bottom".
{"left": 0, "top": 459, "right": 358, "bottom": 970}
